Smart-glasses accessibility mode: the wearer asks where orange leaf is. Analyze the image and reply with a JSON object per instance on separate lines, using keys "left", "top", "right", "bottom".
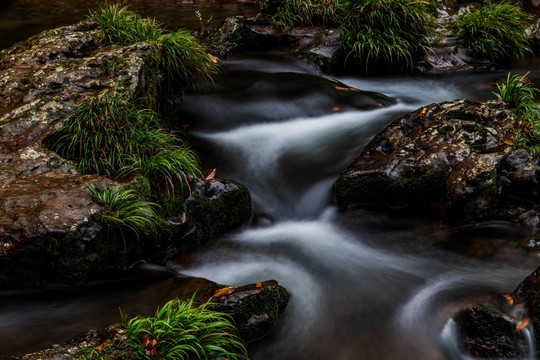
{"left": 151, "top": 339, "right": 158, "bottom": 347}
{"left": 256, "top": 281, "right": 263, "bottom": 288}
{"left": 150, "top": 347, "right": 156, "bottom": 356}
{"left": 516, "top": 317, "right": 529, "bottom": 331}
{"left": 332, "top": 106, "right": 340, "bottom": 112}
{"left": 504, "top": 139, "right": 513, "bottom": 146}
{"left": 503, "top": 294, "right": 514, "bottom": 305}
{"left": 142, "top": 334, "right": 150, "bottom": 347}
{"left": 95, "top": 339, "right": 110, "bottom": 351}
{"left": 212, "top": 287, "right": 236, "bottom": 297}
{"left": 419, "top": 107, "right": 427, "bottom": 118}
{"left": 335, "top": 86, "right": 358, "bottom": 91}
{"left": 204, "top": 168, "right": 216, "bottom": 180}
{"left": 377, "top": 103, "right": 384, "bottom": 108}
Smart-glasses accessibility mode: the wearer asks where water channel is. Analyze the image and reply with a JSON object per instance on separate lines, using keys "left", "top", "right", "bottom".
{"left": 1, "top": 2, "right": 540, "bottom": 359}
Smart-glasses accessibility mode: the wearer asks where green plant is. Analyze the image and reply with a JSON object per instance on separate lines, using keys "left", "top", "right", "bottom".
{"left": 87, "top": 185, "right": 161, "bottom": 235}
{"left": 88, "top": 2, "right": 218, "bottom": 87}
{"left": 336, "top": 0, "right": 436, "bottom": 73}
{"left": 493, "top": 72, "right": 540, "bottom": 156}
{"left": 452, "top": 2, "right": 532, "bottom": 63}
{"left": 493, "top": 73, "right": 539, "bottom": 118}
{"left": 48, "top": 92, "right": 201, "bottom": 195}
{"left": 262, "top": 0, "right": 343, "bottom": 29}
{"left": 122, "top": 296, "right": 248, "bottom": 359}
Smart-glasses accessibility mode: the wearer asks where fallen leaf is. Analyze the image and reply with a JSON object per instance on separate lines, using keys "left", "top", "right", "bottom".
{"left": 204, "top": 168, "right": 216, "bottom": 180}
{"left": 377, "top": 103, "right": 384, "bottom": 108}
{"left": 335, "top": 86, "right": 358, "bottom": 91}
{"left": 419, "top": 107, "right": 427, "bottom": 118}
{"left": 504, "top": 139, "right": 514, "bottom": 146}
{"left": 95, "top": 339, "right": 110, "bottom": 351}
{"left": 256, "top": 281, "right": 263, "bottom": 288}
{"left": 180, "top": 124, "right": 190, "bottom": 129}
{"left": 503, "top": 294, "right": 514, "bottom": 305}
{"left": 212, "top": 287, "right": 236, "bottom": 298}
{"left": 150, "top": 347, "right": 156, "bottom": 356}
{"left": 516, "top": 317, "right": 529, "bottom": 331}
{"left": 209, "top": 54, "right": 219, "bottom": 64}
{"left": 142, "top": 334, "right": 150, "bottom": 348}
{"left": 151, "top": 339, "right": 158, "bottom": 347}
{"left": 332, "top": 106, "right": 340, "bottom": 112}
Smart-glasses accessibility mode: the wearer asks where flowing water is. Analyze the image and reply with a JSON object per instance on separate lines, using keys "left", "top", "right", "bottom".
{"left": 1, "top": 2, "right": 540, "bottom": 358}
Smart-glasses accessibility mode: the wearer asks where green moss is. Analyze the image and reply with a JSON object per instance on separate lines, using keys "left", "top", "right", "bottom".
{"left": 437, "top": 124, "right": 455, "bottom": 135}
{"left": 135, "top": 175, "right": 152, "bottom": 200}
{"left": 233, "top": 285, "right": 289, "bottom": 340}
{"left": 460, "top": 168, "right": 500, "bottom": 223}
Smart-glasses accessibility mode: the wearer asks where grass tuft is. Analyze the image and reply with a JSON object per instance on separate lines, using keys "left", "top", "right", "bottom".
{"left": 260, "top": 0, "right": 343, "bottom": 29}
{"left": 122, "top": 296, "right": 248, "bottom": 359}
{"left": 493, "top": 72, "right": 540, "bottom": 156}
{"left": 87, "top": 184, "right": 161, "bottom": 236}
{"left": 49, "top": 92, "right": 201, "bottom": 196}
{"left": 452, "top": 2, "right": 532, "bottom": 64}
{"left": 336, "top": 0, "right": 436, "bottom": 73}
{"left": 88, "top": 2, "right": 219, "bottom": 87}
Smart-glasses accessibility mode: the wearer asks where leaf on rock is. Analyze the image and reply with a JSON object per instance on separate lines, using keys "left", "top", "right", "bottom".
{"left": 516, "top": 317, "right": 529, "bottom": 331}
{"left": 503, "top": 294, "right": 514, "bottom": 305}
{"left": 256, "top": 281, "right": 263, "bottom": 288}
{"left": 204, "top": 168, "right": 216, "bottom": 180}
{"left": 212, "top": 286, "right": 236, "bottom": 298}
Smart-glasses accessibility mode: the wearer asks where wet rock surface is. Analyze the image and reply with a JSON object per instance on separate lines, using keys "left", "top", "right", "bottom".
{"left": 334, "top": 99, "right": 540, "bottom": 233}
{"left": 0, "top": 22, "right": 253, "bottom": 286}
{"left": 455, "top": 266, "right": 540, "bottom": 358}
{"left": 15, "top": 279, "right": 289, "bottom": 359}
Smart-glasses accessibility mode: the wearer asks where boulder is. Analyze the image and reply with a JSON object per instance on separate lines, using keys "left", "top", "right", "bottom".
{"left": 16, "top": 279, "right": 289, "bottom": 359}
{"left": 0, "top": 22, "right": 253, "bottom": 286}
{"left": 334, "top": 99, "right": 540, "bottom": 232}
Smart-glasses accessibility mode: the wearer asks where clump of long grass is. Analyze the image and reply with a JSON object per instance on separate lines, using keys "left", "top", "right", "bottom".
{"left": 493, "top": 72, "right": 540, "bottom": 156}
{"left": 260, "top": 0, "right": 343, "bottom": 29}
{"left": 87, "top": 184, "right": 161, "bottom": 235}
{"left": 452, "top": 2, "right": 532, "bottom": 64}
{"left": 336, "top": 0, "right": 436, "bottom": 73}
{"left": 49, "top": 92, "right": 201, "bottom": 195}
{"left": 88, "top": 2, "right": 218, "bottom": 86}
{"left": 122, "top": 296, "right": 248, "bottom": 359}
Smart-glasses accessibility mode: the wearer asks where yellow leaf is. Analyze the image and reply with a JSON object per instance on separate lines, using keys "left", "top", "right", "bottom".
{"left": 503, "top": 294, "right": 514, "bottom": 305}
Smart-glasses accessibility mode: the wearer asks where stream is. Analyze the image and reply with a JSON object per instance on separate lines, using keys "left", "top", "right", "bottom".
{"left": 1, "top": 2, "right": 540, "bottom": 358}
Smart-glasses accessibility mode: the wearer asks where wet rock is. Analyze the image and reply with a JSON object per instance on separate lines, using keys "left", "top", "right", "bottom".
{"left": 0, "top": 22, "right": 253, "bottom": 286}
{"left": 209, "top": 279, "right": 289, "bottom": 342}
{"left": 167, "top": 178, "right": 252, "bottom": 254}
{"left": 16, "top": 279, "right": 289, "bottom": 359}
{"left": 198, "top": 16, "right": 339, "bottom": 69}
{"left": 334, "top": 99, "right": 539, "bottom": 232}
{"left": 455, "top": 266, "right": 540, "bottom": 358}
{"left": 457, "top": 303, "right": 529, "bottom": 359}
